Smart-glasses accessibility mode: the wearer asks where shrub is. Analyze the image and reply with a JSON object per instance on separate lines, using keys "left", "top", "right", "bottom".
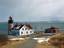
{"left": 48, "top": 33, "right": 64, "bottom": 48}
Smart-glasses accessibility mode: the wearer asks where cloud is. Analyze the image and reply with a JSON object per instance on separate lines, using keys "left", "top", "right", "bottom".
{"left": 0, "top": 0, "right": 19, "bottom": 8}
{"left": 0, "top": 0, "right": 64, "bottom": 22}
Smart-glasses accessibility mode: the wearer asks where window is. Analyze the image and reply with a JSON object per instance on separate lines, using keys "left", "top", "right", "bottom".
{"left": 26, "top": 31, "right": 28, "bottom": 34}
{"left": 22, "top": 28, "right": 24, "bottom": 30}
{"left": 21, "top": 32, "right": 23, "bottom": 34}
{"left": 30, "top": 31, "right": 32, "bottom": 33}
{"left": 25, "top": 28, "right": 27, "bottom": 30}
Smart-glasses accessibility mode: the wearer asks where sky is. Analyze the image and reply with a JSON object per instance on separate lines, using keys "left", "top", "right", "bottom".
{"left": 0, "top": 0, "right": 64, "bottom": 22}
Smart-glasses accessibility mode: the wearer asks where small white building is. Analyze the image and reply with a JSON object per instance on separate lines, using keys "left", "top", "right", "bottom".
{"left": 9, "top": 24, "right": 34, "bottom": 36}
{"left": 19, "top": 25, "right": 34, "bottom": 36}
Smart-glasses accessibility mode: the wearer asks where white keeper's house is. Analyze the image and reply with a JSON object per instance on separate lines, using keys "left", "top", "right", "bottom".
{"left": 9, "top": 24, "right": 34, "bottom": 36}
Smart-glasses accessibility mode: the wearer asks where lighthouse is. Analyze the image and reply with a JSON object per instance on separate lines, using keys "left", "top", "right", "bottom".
{"left": 8, "top": 16, "right": 14, "bottom": 32}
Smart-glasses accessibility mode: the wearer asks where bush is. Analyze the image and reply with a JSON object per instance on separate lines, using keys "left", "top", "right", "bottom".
{"left": 48, "top": 33, "right": 64, "bottom": 48}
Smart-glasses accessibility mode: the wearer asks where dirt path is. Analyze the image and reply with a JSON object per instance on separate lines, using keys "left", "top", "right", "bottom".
{"left": 17, "top": 38, "right": 37, "bottom": 48}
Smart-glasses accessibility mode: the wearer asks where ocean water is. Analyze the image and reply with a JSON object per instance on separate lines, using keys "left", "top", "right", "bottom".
{"left": 29, "top": 22, "right": 64, "bottom": 32}
{"left": 0, "top": 22, "right": 64, "bottom": 34}
{"left": 0, "top": 22, "right": 8, "bottom": 34}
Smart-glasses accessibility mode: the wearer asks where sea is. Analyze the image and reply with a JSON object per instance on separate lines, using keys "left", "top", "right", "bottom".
{"left": 0, "top": 21, "right": 64, "bottom": 35}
